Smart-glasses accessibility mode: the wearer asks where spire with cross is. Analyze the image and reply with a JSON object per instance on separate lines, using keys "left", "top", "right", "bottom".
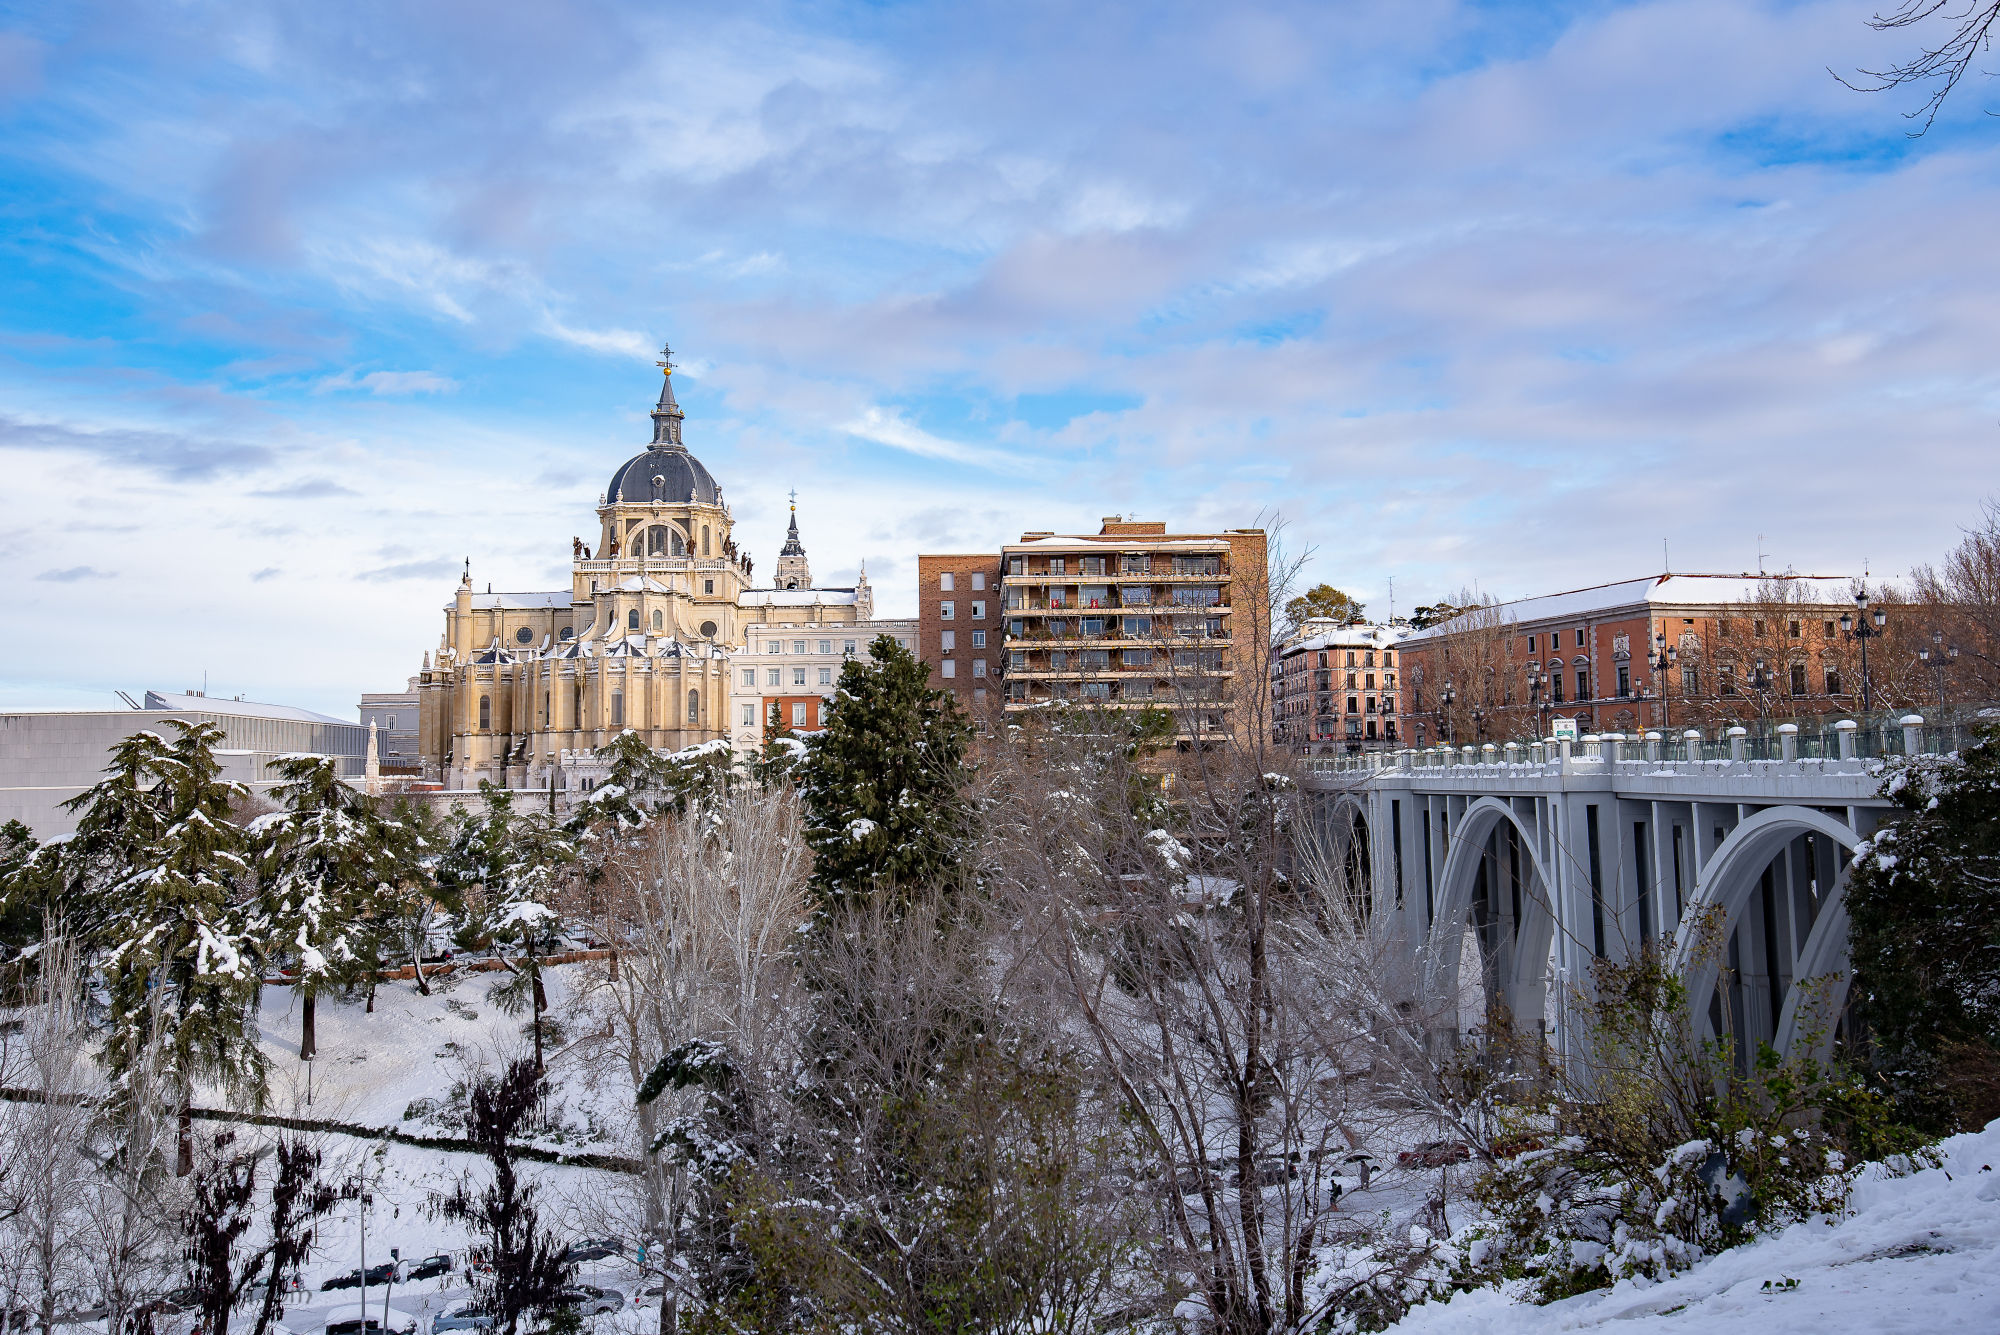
{"left": 650, "top": 338, "right": 685, "bottom": 448}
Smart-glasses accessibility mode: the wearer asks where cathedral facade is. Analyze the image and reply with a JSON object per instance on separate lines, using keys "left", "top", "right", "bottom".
{"left": 416, "top": 351, "right": 873, "bottom": 790}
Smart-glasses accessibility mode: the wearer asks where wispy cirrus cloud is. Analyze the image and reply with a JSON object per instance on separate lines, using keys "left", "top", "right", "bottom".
{"left": 35, "top": 565, "right": 114, "bottom": 582}
{"left": 315, "top": 370, "right": 458, "bottom": 396}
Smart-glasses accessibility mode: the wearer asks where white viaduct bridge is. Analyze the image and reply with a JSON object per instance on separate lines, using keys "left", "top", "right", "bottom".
{"left": 1301, "top": 719, "right": 1936, "bottom": 1062}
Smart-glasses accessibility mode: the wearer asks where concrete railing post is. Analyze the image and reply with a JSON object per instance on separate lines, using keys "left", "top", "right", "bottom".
{"left": 1834, "top": 718, "right": 1858, "bottom": 760}
{"left": 1558, "top": 737, "right": 1573, "bottom": 772}
{"left": 1901, "top": 714, "right": 1926, "bottom": 756}
{"left": 1462, "top": 745, "right": 1477, "bottom": 766}
{"left": 1727, "top": 725, "right": 1748, "bottom": 764}
{"left": 1504, "top": 741, "right": 1521, "bottom": 764}
{"left": 1606, "top": 732, "right": 1625, "bottom": 764}
{"left": 1529, "top": 741, "right": 1545, "bottom": 764}
{"left": 1644, "top": 730, "right": 1662, "bottom": 763}
{"left": 1482, "top": 743, "right": 1498, "bottom": 764}
{"left": 1683, "top": 728, "right": 1703, "bottom": 764}
{"left": 1777, "top": 722, "right": 1798, "bottom": 762}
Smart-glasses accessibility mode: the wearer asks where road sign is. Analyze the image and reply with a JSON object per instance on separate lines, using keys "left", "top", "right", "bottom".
{"left": 1550, "top": 716, "right": 1578, "bottom": 742}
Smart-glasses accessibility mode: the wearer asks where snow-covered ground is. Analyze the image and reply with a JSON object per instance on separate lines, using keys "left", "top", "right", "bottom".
{"left": 1387, "top": 1119, "right": 2000, "bottom": 1334}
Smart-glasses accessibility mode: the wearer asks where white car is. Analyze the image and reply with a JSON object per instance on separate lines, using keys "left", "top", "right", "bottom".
{"left": 323, "top": 1306, "right": 421, "bottom": 1335}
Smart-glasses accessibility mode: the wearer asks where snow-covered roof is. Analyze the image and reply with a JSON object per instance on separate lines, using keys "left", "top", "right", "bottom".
{"left": 1003, "top": 535, "right": 1231, "bottom": 552}
{"left": 1399, "top": 573, "right": 1858, "bottom": 645}
{"left": 138, "top": 691, "right": 358, "bottom": 727}
{"left": 738, "top": 588, "right": 859, "bottom": 607}
{"left": 1279, "top": 622, "right": 1401, "bottom": 657}
{"left": 459, "top": 590, "right": 573, "bottom": 611}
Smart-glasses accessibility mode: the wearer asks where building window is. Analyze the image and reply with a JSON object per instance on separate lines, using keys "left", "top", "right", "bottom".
{"left": 1525, "top": 634, "right": 1536, "bottom": 653}
{"left": 1826, "top": 665, "right": 1842, "bottom": 694}
{"left": 1049, "top": 557, "right": 1066, "bottom": 575}
{"left": 793, "top": 668, "right": 807, "bottom": 686}
{"left": 972, "top": 630, "right": 986, "bottom": 648}
{"left": 1790, "top": 662, "right": 1807, "bottom": 696}
{"left": 818, "top": 640, "right": 831, "bottom": 654}
{"left": 793, "top": 640, "right": 806, "bottom": 654}
{"left": 1681, "top": 664, "right": 1699, "bottom": 695}
{"left": 702, "top": 525, "right": 711, "bottom": 556}
{"left": 478, "top": 695, "right": 491, "bottom": 730}
{"left": 940, "top": 601, "right": 955, "bottom": 619}
{"left": 1720, "top": 665, "right": 1737, "bottom": 696}
{"left": 844, "top": 640, "right": 857, "bottom": 655}
{"left": 792, "top": 702, "right": 807, "bottom": 727}
{"left": 974, "top": 686, "right": 987, "bottom": 702}
{"left": 1347, "top": 697, "right": 1358, "bottom": 714}
{"left": 1617, "top": 665, "right": 1631, "bottom": 697}
{"left": 385, "top": 714, "right": 397, "bottom": 730}
{"left": 1575, "top": 668, "right": 1589, "bottom": 700}
{"left": 742, "top": 704, "right": 755, "bottom": 727}
{"left": 1551, "top": 674, "right": 1565, "bottom": 703}
{"left": 971, "top": 600, "right": 985, "bottom": 618}
{"left": 1574, "top": 627, "right": 1585, "bottom": 647}
{"left": 559, "top": 626, "right": 574, "bottom": 641}
{"left": 687, "top": 689, "right": 699, "bottom": 723}
{"left": 611, "top": 692, "right": 624, "bottom": 726}
{"left": 1009, "top": 556, "right": 1024, "bottom": 576}
{"left": 768, "top": 640, "right": 781, "bottom": 653}
{"left": 972, "top": 572, "right": 986, "bottom": 590}
{"left": 704, "top": 579, "right": 714, "bottom": 595}
{"left": 767, "top": 669, "right": 781, "bottom": 686}
{"left": 941, "top": 630, "right": 956, "bottom": 651}
{"left": 1123, "top": 615, "right": 1151, "bottom": 636}
{"left": 940, "top": 572, "right": 955, "bottom": 591}
{"left": 973, "top": 658, "right": 986, "bottom": 678}
{"left": 1789, "top": 619, "right": 1801, "bottom": 639}
{"left": 652, "top": 610, "right": 664, "bottom": 631}
{"left": 628, "top": 608, "right": 640, "bottom": 630}
{"left": 1824, "top": 619, "right": 1836, "bottom": 639}
{"left": 1011, "top": 651, "right": 1026, "bottom": 669}
{"left": 1123, "top": 648, "right": 1151, "bottom": 666}
{"left": 942, "top": 659, "right": 957, "bottom": 678}
{"left": 742, "top": 668, "right": 755, "bottom": 686}
{"left": 819, "top": 667, "right": 832, "bottom": 685}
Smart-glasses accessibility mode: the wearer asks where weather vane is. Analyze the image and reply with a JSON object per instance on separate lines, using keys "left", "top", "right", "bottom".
{"left": 656, "top": 341, "right": 675, "bottom": 376}
{"left": 788, "top": 487, "right": 798, "bottom": 511}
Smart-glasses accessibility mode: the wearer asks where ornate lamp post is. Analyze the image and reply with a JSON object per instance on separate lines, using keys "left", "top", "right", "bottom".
{"left": 1528, "top": 668, "right": 1550, "bottom": 737}
{"left": 1650, "top": 631, "right": 1678, "bottom": 728}
{"left": 1918, "top": 629, "right": 1958, "bottom": 708}
{"left": 1752, "top": 658, "right": 1774, "bottom": 726}
{"left": 1439, "top": 682, "right": 1457, "bottom": 745}
{"left": 1839, "top": 588, "right": 1889, "bottom": 712}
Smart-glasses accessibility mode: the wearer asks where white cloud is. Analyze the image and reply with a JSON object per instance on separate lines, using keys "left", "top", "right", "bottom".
{"left": 315, "top": 370, "right": 458, "bottom": 396}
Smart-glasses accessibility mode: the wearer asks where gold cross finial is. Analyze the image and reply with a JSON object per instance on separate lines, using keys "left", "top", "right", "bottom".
{"left": 788, "top": 487, "right": 797, "bottom": 511}
{"left": 656, "top": 341, "right": 675, "bottom": 376}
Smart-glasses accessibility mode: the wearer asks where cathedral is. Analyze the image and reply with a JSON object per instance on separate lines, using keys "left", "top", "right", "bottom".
{"left": 416, "top": 347, "right": 875, "bottom": 790}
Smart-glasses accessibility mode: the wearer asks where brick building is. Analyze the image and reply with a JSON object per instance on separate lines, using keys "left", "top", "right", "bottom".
{"left": 1394, "top": 572, "right": 1890, "bottom": 745}
{"left": 914, "top": 553, "right": 1005, "bottom": 715}
{"left": 1270, "top": 621, "right": 1402, "bottom": 753}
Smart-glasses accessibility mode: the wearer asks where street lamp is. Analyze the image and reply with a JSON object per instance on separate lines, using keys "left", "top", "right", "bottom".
{"left": 1439, "top": 682, "right": 1457, "bottom": 745}
{"left": 1838, "top": 587, "right": 1889, "bottom": 712}
{"left": 1650, "top": 631, "right": 1678, "bottom": 728}
{"left": 1528, "top": 668, "right": 1549, "bottom": 738}
{"left": 1752, "top": 658, "right": 1773, "bottom": 725}
{"left": 1917, "top": 629, "right": 1958, "bottom": 709}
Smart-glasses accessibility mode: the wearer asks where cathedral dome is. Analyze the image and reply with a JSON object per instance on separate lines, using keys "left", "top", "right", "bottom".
{"left": 606, "top": 356, "right": 721, "bottom": 505}
{"left": 607, "top": 443, "right": 720, "bottom": 506}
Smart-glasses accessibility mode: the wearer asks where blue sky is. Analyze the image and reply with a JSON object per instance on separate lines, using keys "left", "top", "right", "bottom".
{"left": 1, "top": 0, "right": 1996, "bottom": 718}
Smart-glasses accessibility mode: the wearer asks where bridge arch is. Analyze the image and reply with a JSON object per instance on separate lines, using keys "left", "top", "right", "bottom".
{"left": 1670, "top": 805, "right": 1862, "bottom": 1059}
{"left": 1426, "top": 797, "right": 1558, "bottom": 1037}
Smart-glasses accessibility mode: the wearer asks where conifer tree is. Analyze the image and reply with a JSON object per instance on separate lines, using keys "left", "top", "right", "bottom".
{"left": 97, "top": 720, "right": 266, "bottom": 1166}
{"left": 250, "top": 754, "right": 399, "bottom": 1060}
{"left": 795, "top": 634, "right": 971, "bottom": 908}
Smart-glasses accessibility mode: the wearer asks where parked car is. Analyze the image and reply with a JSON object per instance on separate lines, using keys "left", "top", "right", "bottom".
{"left": 548, "top": 1285, "right": 624, "bottom": 1316}
{"left": 433, "top": 1302, "right": 495, "bottom": 1332}
{"left": 562, "top": 1237, "right": 621, "bottom": 1264}
{"left": 321, "top": 1270, "right": 364, "bottom": 1292}
{"left": 1397, "top": 1140, "right": 1471, "bottom": 1169}
{"left": 405, "top": 1253, "right": 453, "bottom": 1281}
{"left": 1491, "top": 1134, "right": 1547, "bottom": 1160}
{"left": 324, "top": 1306, "right": 419, "bottom": 1335}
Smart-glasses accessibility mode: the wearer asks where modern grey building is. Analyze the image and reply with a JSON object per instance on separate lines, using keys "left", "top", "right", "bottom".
{"left": 358, "top": 679, "right": 421, "bottom": 770}
{"left": 0, "top": 691, "right": 367, "bottom": 839}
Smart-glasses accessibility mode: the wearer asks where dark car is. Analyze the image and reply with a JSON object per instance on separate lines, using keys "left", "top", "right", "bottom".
{"left": 406, "top": 1253, "right": 453, "bottom": 1281}
{"left": 548, "top": 1285, "right": 624, "bottom": 1316}
{"left": 321, "top": 1270, "right": 363, "bottom": 1292}
{"left": 562, "top": 1237, "right": 622, "bottom": 1264}
{"left": 1398, "top": 1140, "right": 1472, "bottom": 1169}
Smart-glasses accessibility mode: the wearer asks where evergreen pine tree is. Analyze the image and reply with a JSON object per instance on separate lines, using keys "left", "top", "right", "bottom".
{"left": 795, "top": 634, "right": 971, "bottom": 909}
{"left": 98, "top": 720, "right": 266, "bottom": 1158}
{"left": 1848, "top": 722, "right": 2000, "bottom": 1131}
{"left": 249, "top": 754, "right": 399, "bottom": 1059}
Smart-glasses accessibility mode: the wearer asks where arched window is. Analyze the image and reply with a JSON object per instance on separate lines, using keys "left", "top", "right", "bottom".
{"left": 687, "top": 688, "right": 699, "bottom": 724}
{"left": 651, "top": 609, "right": 664, "bottom": 631}
{"left": 673, "top": 530, "right": 686, "bottom": 556}
{"left": 702, "top": 525, "right": 711, "bottom": 556}
{"left": 611, "top": 692, "right": 624, "bottom": 727}
{"left": 478, "top": 695, "right": 491, "bottom": 730}
{"left": 647, "top": 525, "right": 671, "bottom": 556}
{"left": 627, "top": 608, "right": 640, "bottom": 630}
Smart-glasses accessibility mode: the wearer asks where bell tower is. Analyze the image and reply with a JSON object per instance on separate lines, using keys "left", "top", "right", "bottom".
{"left": 775, "top": 491, "right": 812, "bottom": 590}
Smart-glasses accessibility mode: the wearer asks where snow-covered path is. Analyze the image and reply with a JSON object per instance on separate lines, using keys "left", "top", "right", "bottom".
{"left": 1388, "top": 1119, "right": 2000, "bottom": 1334}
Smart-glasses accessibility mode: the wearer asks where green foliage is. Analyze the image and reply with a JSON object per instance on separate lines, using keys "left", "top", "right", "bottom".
{"left": 1457, "top": 950, "right": 1918, "bottom": 1303}
{"left": 1408, "top": 602, "right": 1473, "bottom": 630}
{"left": 0, "top": 819, "right": 41, "bottom": 959}
{"left": 796, "top": 634, "right": 973, "bottom": 910}
{"left": 1847, "top": 723, "right": 2000, "bottom": 1132}
{"left": 1285, "top": 582, "right": 1365, "bottom": 628}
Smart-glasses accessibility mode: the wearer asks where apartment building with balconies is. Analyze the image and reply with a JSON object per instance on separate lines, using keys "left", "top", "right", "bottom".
{"left": 1270, "top": 620, "right": 1401, "bottom": 754}
{"left": 994, "top": 519, "right": 1268, "bottom": 743}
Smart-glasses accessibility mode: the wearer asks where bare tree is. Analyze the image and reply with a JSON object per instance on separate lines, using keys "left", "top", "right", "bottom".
{"left": 1840, "top": 0, "right": 2000, "bottom": 133}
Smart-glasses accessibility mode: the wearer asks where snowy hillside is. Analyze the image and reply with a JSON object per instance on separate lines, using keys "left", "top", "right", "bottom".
{"left": 1386, "top": 1119, "right": 2000, "bottom": 1334}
